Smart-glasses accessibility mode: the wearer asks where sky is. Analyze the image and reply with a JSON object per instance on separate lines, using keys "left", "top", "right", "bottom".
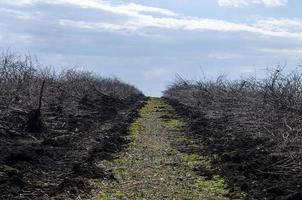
{"left": 0, "top": 0, "right": 302, "bottom": 96}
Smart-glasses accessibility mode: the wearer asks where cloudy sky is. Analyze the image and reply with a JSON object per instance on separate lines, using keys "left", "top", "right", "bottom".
{"left": 0, "top": 0, "right": 302, "bottom": 96}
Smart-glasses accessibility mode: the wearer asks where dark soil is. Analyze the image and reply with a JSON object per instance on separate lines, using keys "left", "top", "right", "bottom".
{"left": 165, "top": 98, "right": 302, "bottom": 200}
{"left": 0, "top": 93, "right": 145, "bottom": 199}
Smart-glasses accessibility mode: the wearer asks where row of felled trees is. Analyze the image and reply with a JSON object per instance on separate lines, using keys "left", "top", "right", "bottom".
{"left": 0, "top": 51, "right": 142, "bottom": 134}
{"left": 164, "top": 67, "right": 302, "bottom": 199}
{"left": 0, "top": 51, "right": 145, "bottom": 199}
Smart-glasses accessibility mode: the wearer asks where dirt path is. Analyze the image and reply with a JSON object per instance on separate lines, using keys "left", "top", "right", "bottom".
{"left": 94, "top": 98, "right": 239, "bottom": 200}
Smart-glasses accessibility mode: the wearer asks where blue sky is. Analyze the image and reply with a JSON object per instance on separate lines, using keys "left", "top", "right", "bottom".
{"left": 0, "top": 0, "right": 302, "bottom": 96}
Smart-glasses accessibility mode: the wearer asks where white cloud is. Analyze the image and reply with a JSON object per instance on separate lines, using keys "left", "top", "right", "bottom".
{"left": 50, "top": 0, "right": 177, "bottom": 17}
{"left": 0, "top": 0, "right": 34, "bottom": 6}
{"left": 116, "top": 3, "right": 177, "bottom": 17}
{"left": 255, "top": 18, "right": 302, "bottom": 32}
{"left": 0, "top": 8, "right": 39, "bottom": 20}
{"left": 58, "top": 15, "right": 302, "bottom": 39}
{"left": 217, "top": 0, "right": 288, "bottom": 7}
{"left": 2, "top": 0, "right": 301, "bottom": 39}
{"left": 30, "top": 0, "right": 299, "bottom": 39}
{"left": 59, "top": 19, "right": 134, "bottom": 32}
{"left": 1, "top": 0, "right": 177, "bottom": 17}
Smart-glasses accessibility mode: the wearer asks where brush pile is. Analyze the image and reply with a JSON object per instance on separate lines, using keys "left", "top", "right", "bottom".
{"left": 0, "top": 52, "right": 145, "bottom": 199}
{"left": 164, "top": 69, "right": 302, "bottom": 200}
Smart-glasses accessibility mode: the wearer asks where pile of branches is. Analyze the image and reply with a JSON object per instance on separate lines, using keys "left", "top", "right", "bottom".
{"left": 164, "top": 68, "right": 302, "bottom": 200}
{"left": 0, "top": 51, "right": 143, "bottom": 135}
{"left": 0, "top": 51, "right": 145, "bottom": 199}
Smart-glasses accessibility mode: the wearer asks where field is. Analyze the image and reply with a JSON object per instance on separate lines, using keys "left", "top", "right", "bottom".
{"left": 1, "top": 52, "right": 302, "bottom": 200}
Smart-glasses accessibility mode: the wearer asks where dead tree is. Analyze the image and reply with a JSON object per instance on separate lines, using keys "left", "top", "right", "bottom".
{"left": 26, "top": 80, "right": 45, "bottom": 133}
